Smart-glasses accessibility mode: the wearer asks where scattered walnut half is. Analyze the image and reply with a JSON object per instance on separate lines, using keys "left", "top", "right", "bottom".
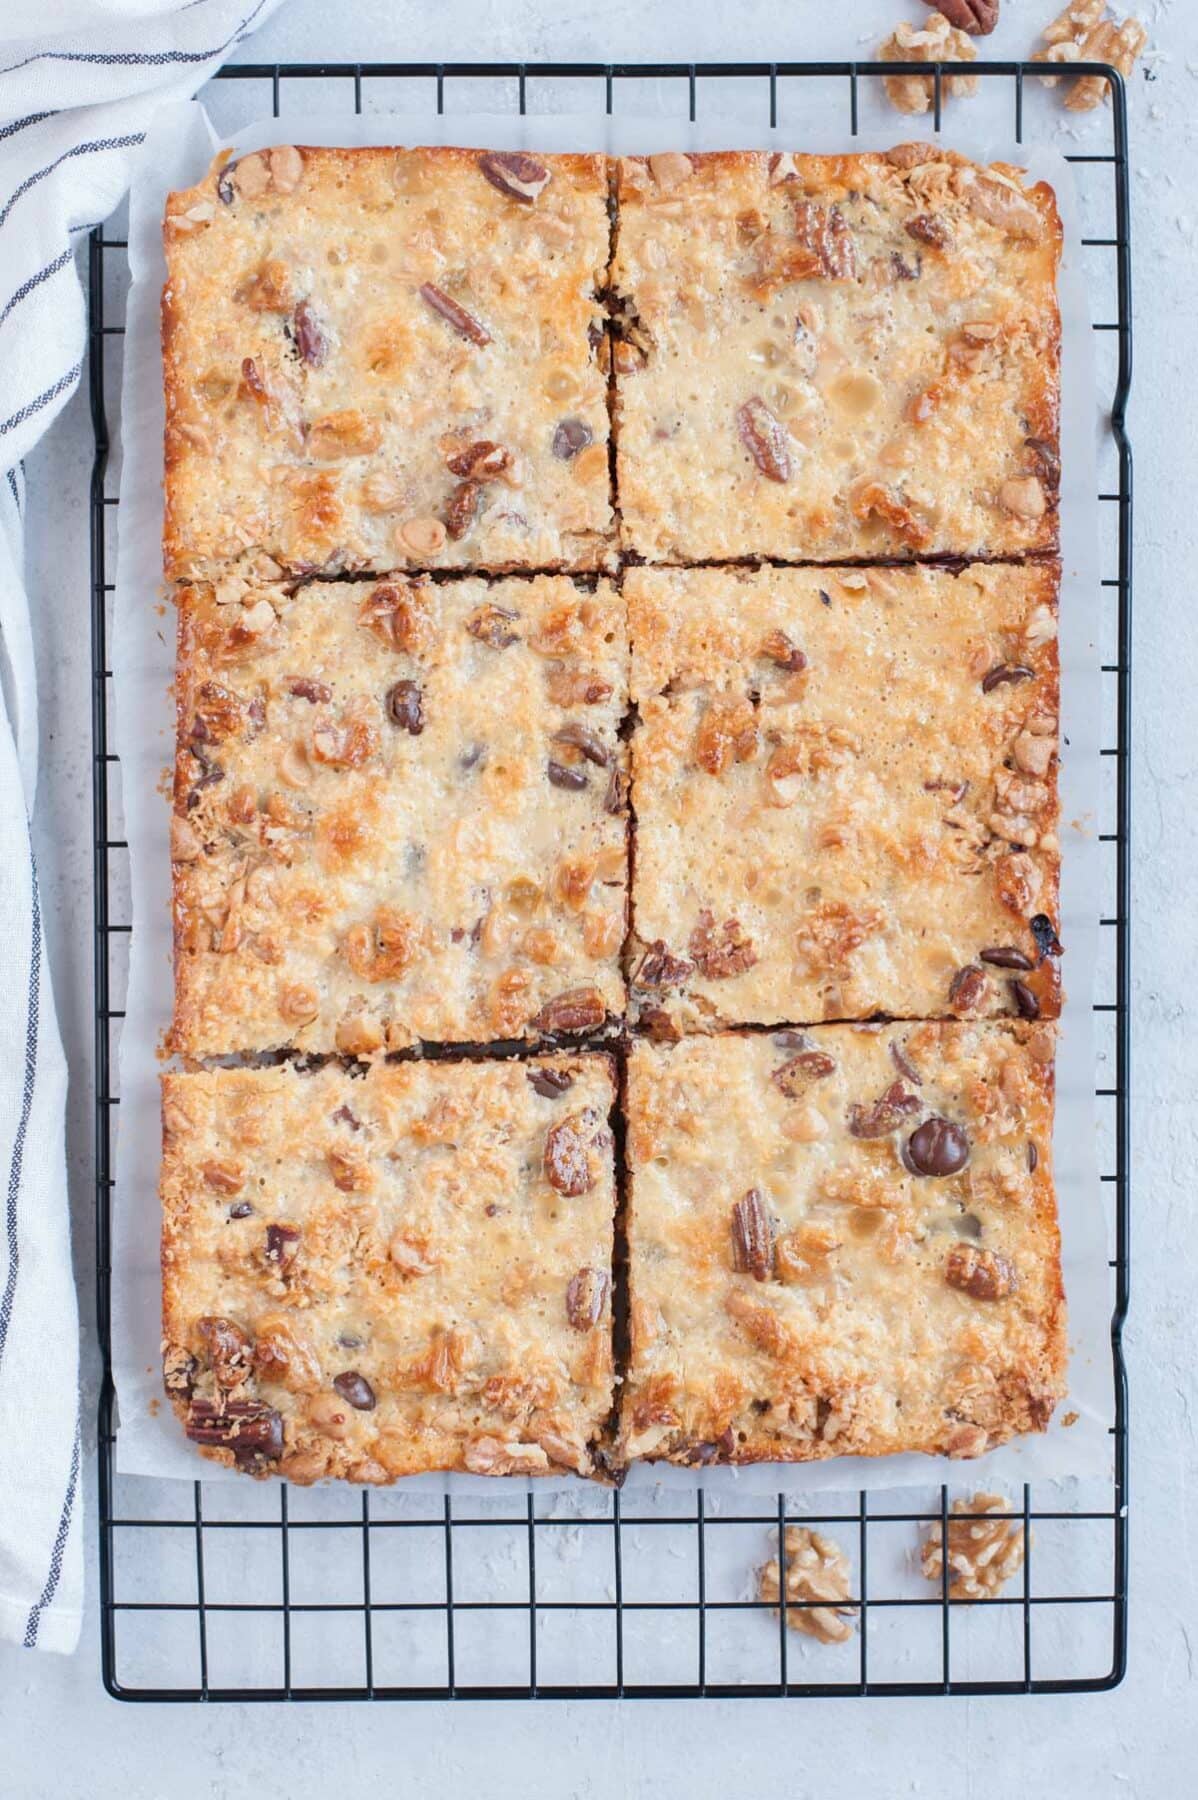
{"left": 879, "top": 14, "right": 979, "bottom": 116}
{"left": 1033, "top": 4, "right": 1147, "bottom": 111}
{"left": 920, "top": 1493, "right": 1027, "bottom": 1600}
{"left": 758, "top": 1527, "right": 857, "bottom": 1644}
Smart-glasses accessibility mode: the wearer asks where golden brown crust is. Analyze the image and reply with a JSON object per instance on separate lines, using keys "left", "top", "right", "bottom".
{"left": 619, "top": 1024, "right": 1066, "bottom": 1467}
{"left": 626, "top": 561, "right": 1061, "bottom": 1031}
{"left": 158, "top": 138, "right": 1071, "bottom": 1485}
{"left": 161, "top": 1056, "right": 617, "bottom": 1482}
{"left": 162, "top": 146, "right": 614, "bottom": 579}
{"left": 170, "top": 572, "right": 628, "bottom": 1056}
{"left": 612, "top": 147, "right": 1061, "bottom": 563}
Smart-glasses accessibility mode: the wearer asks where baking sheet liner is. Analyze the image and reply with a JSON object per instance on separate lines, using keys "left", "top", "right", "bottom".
{"left": 110, "top": 96, "right": 1112, "bottom": 1501}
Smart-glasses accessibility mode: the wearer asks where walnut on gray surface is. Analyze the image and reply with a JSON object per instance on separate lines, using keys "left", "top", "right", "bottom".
{"left": 1033, "top": 4, "right": 1147, "bottom": 112}
{"left": 879, "top": 15, "right": 979, "bottom": 116}
{"left": 920, "top": 1492, "right": 1028, "bottom": 1599}
{"left": 758, "top": 1526, "right": 857, "bottom": 1643}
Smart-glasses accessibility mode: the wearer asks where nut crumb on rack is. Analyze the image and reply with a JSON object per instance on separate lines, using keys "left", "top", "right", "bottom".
{"left": 1032, "top": 4, "right": 1147, "bottom": 111}
{"left": 920, "top": 1492, "right": 1028, "bottom": 1599}
{"left": 879, "top": 15, "right": 979, "bottom": 116}
{"left": 758, "top": 1527, "right": 857, "bottom": 1643}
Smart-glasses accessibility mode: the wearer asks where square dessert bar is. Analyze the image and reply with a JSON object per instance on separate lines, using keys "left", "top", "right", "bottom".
{"left": 627, "top": 562, "right": 1061, "bottom": 1033}
{"left": 619, "top": 1025, "right": 1066, "bottom": 1467}
{"left": 172, "top": 572, "right": 628, "bottom": 1056}
{"left": 161, "top": 1055, "right": 616, "bottom": 1481}
{"left": 612, "top": 146, "right": 1061, "bottom": 563}
{"left": 162, "top": 145, "right": 613, "bottom": 579}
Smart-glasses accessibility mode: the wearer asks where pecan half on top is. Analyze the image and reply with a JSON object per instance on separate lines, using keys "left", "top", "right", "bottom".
{"left": 478, "top": 150, "right": 551, "bottom": 204}
{"left": 185, "top": 1399, "right": 284, "bottom": 1465}
{"left": 466, "top": 602, "right": 520, "bottom": 649}
{"left": 418, "top": 282, "right": 491, "bottom": 347}
{"left": 358, "top": 581, "right": 427, "bottom": 653}
{"left": 565, "top": 1266, "right": 610, "bottom": 1331}
{"left": 773, "top": 1049, "right": 836, "bottom": 1098}
{"left": 846, "top": 1080, "right": 920, "bottom": 1140}
{"left": 948, "top": 963, "right": 988, "bottom": 1016}
{"left": 544, "top": 1107, "right": 607, "bottom": 1196}
{"left": 688, "top": 911, "right": 757, "bottom": 980}
{"left": 906, "top": 212, "right": 952, "bottom": 250}
{"left": 793, "top": 199, "right": 857, "bottom": 280}
{"left": 532, "top": 986, "right": 607, "bottom": 1036}
{"left": 737, "top": 397, "right": 792, "bottom": 483}
{"left": 944, "top": 1243, "right": 1017, "bottom": 1300}
{"left": 446, "top": 439, "right": 510, "bottom": 479}
{"left": 731, "top": 1188, "right": 775, "bottom": 1281}
{"left": 444, "top": 478, "right": 484, "bottom": 541}
{"left": 291, "top": 299, "right": 327, "bottom": 366}
{"left": 632, "top": 940, "right": 693, "bottom": 992}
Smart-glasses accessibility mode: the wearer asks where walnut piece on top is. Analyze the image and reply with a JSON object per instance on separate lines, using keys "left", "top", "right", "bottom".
{"left": 758, "top": 1526, "right": 857, "bottom": 1643}
{"left": 920, "top": 1491, "right": 1028, "bottom": 1599}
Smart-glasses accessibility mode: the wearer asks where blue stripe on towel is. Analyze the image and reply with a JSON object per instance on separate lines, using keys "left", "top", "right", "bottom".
{"left": 0, "top": 0, "right": 273, "bottom": 82}
{"left": 0, "top": 361, "right": 85, "bottom": 437}
{"left": 0, "top": 134, "right": 146, "bottom": 231}
{"left": 0, "top": 248, "right": 74, "bottom": 329}
{"left": 22, "top": 1423, "right": 81, "bottom": 1649}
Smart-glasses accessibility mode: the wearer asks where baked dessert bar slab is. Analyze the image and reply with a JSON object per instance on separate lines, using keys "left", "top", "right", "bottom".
{"left": 612, "top": 147, "right": 1061, "bottom": 563}
{"left": 627, "top": 562, "right": 1061, "bottom": 1033}
{"left": 163, "top": 146, "right": 613, "bottom": 579}
{"left": 162, "top": 1055, "right": 616, "bottom": 1481}
{"left": 172, "top": 573, "right": 628, "bottom": 1056}
{"left": 619, "top": 1024, "right": 1065, "bottom": 1467}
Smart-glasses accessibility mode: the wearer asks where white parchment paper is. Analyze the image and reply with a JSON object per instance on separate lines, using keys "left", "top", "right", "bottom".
{"left": 111, "top": 97, "right": 1112, "bottom": 1500}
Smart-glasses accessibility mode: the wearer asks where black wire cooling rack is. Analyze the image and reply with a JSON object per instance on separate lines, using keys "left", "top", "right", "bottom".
{"left": 90, "top": 59, "right": 1132, "bottom": 1701}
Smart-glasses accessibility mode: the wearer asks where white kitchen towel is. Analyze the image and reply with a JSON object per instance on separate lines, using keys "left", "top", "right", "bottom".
{"left": 0, "top": 0, "right": 286, "bottom": 1655}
